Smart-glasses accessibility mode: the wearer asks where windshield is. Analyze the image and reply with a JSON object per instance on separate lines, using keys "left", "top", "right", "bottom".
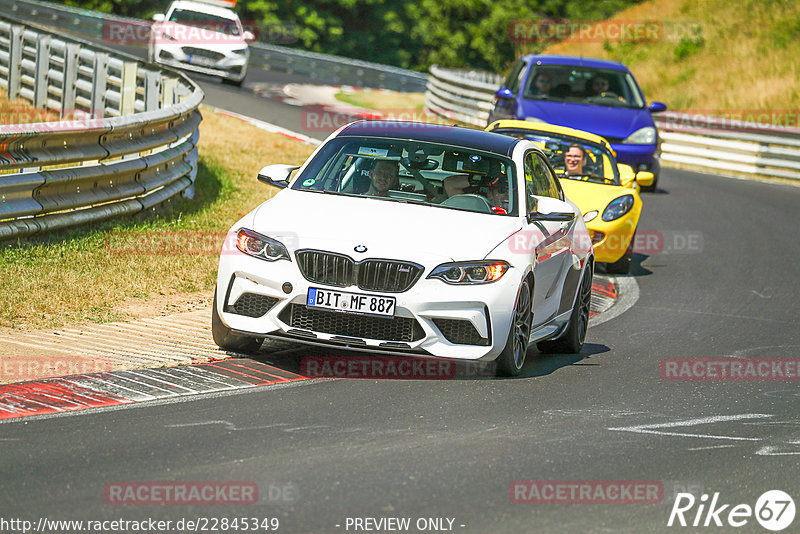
{"left": 523, "top": 65, "right": 645, "bottom": 109}
{"left": 292, "top": 137, "right": 518, "bottom": 216}
{"left": 167, "top": 9, "right": 242, "bottom": 36}
{"left": 492, "top": 128, "right": 620, "bottom": 185}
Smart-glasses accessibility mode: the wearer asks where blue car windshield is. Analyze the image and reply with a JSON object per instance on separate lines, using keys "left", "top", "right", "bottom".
{"left": 523, "top": 66, "right": 645, "bottom": 109}
{"left": 291, "top": 137, "right": 518, "bottom": 216}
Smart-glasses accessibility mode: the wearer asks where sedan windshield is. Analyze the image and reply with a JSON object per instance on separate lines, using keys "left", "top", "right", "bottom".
{"left": 523, "top": 65, "right": 645, "bottom": 109}
{"left": 168, "top": 9, "right": 242, "bottom": 36}
{"left": 492, "top": 128, "right": 620, "bottom": 186}
{"left": 292, "top": 137, "right": 518, "bottom": 216}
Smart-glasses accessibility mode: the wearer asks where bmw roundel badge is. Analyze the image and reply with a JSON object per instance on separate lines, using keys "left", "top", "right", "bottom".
{"left": 354, "top": 245, "right": 367, "bottom": 253}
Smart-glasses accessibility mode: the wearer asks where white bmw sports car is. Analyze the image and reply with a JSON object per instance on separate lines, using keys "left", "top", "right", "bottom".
{"left": 213, "top": 121, "right": 594, "bottom": 376}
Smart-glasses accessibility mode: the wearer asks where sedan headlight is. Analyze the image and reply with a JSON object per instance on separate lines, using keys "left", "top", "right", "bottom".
{"left": 583, "top": 210, "right": 599, "bottom": 223}
{"left": 236, "top": 228, "right": 290, "bottom": 262}
{"left": 428, "top": 261, "right": 510, "bottom": 284}
{"left": 602, "top": 195, "right": 635, "bottom": 222}
{"left": 231, "top": 47, "right": 248, "bottom": 56}
{"left": 622, "top": 126, "right": 656, "bottom": 144}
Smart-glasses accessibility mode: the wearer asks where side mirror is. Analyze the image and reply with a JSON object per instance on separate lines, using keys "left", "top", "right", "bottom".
{"left": 243, "top": 30, "right": 255, "bottom": 42}
{"left": 152, "top": 13, "right": 165, "bottom": 22}
{"left": 649, "top": 101, "right": 667, "bottom": 113}
{"left": 528, "top": 211, "right": 575, "bottom": 223}
{"left": 617, "top": 163, "right": 636, "bottom": 187}
{"left": 495, "top": 87, "right": 513, "bottom": 100}
{"left": 635, "top": 171, "right": 655, "bottom": 187}
{"left": 257, "top": 164, "right": 299, "bottom": 188}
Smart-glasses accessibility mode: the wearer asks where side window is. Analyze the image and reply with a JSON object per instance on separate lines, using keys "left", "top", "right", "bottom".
{"left": 504, "top": 60, "right": 527, "bottom": 95}
{"left": 528, "top": 153, "right": 551, "bottom": 197}
{"left": 523, "top": 152, "right": 538, "bottom": 213}
{"left": 536, "top": 155, "right": 562, "bottom": 199}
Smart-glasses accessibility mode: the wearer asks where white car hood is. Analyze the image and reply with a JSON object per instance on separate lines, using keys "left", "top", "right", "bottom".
{"left": 248, "top": 189, "right": 523, "bottom": 265}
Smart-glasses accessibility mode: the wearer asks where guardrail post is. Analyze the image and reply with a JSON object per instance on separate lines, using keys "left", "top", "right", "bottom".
{"left": 119, "top": 61, "right": 137, "bottom": 116}
{"left": 90, "top": 52, "right": 108, "bottom": 119}
{"left": 143, "top": 70, "right": 160, "bottom": 112}
{"left": 160, "top": 76, "right": 177, "bottom": 107}
{"left": 33, "top": 34, "right": 51, "bottom": 108}
{"left": 61, "top": 43, "right": 79, "bottom": 118}
{"left": 8, "top": 25, "right": 24, "bottom": 99}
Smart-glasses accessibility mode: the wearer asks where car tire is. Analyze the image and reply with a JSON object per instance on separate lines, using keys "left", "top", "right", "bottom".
{"left": 496, "top": 277, "right": 533, "bottom": 377}
{"left": 537, "top": 264, "right": 592, "bottom": 354}
{"left": 211, "top": 291, "right": 264, "bottom": 354}
{"left": 606, "top": 231, "right": 634, "bottom": 274}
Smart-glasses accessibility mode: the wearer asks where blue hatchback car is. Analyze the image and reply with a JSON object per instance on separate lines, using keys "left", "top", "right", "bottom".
{"left": 488, "top": 54, "right": 667, "bottom": 191}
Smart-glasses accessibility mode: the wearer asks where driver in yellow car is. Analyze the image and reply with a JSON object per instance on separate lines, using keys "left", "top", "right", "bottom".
{"left": 564, "top": 144, "right": 585, "bottom": 176}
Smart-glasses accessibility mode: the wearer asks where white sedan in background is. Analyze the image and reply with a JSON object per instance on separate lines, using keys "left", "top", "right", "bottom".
{"left": 213, "top": 121, "right": 594, "bottom": 376}
{"left": 148, "top": 0, "right": 252, "bottom": 86}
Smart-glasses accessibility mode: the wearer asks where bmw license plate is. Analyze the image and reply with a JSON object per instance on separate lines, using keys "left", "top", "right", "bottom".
{"left": 307, "top": 288, "right": 395, "bottom": 317}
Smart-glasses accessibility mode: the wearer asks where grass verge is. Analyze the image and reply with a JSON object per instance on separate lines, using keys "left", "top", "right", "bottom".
{"left": 335, "top": 88, "right": 427, "bottom": 113}
{"left": 0, "top": 88, "right": 61, "bottom": 124}
{"left": 0, "top": 106, "right": 314, "bottom": 330}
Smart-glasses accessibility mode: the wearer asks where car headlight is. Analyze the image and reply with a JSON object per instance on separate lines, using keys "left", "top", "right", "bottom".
{"left": 236, "top": 228, "right": 290, "bottom": 262}
{"left": 583, "top": 210, "right": 598, "bottom": 223}
{"left": 428, "top": 261, "right": 510, "bottom": 284}
{"left": 231, "top": 47, "right": 248, "bottom": 55}
{"left": 602, "top": 195, "right": 635, "bottom": 222}
{"left": 622, "top": 126, "right": 656, "bottom": 144}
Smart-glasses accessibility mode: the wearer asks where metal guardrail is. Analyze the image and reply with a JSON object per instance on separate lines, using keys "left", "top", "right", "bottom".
{"left": 654, "top": 114, "right": 800, "bottom": 181}
{"left": 1, "top": 0, "right": 428, "bottom": 93}
{"left": 0, "top": 14, "right": 203, "bottom": 241}
{"left": 426, "top": 66, "right": 800, "bottom": 181}
{"left": 425, "top": 65, "right": 500, "bottom": 127}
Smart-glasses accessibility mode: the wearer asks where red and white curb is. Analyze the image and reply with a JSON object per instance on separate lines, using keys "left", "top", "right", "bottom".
{"left": 590, "top": 275, "right": 638, "bottom": 327}
{"left": 0, "top": 277, "right": 630, "bottom": 421}
{"left": 0, "top": 359, "right": 307, "bottom": 421}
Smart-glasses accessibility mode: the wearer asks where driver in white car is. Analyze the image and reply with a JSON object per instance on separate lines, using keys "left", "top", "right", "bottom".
{"left": 366, "top": 160, "right": 400, "bottom": 197}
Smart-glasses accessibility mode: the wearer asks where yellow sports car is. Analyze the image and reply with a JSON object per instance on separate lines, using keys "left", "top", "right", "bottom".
{"left": 486, "top": 120, "right": 654, "bottom": 274}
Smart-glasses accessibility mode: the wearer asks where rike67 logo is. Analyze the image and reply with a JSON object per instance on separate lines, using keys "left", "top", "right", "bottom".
{"left": 668, "top": 490, "right": 795, "bottom": 531}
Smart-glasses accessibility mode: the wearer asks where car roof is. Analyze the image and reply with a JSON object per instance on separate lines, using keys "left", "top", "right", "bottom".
{"left": 520, "top": 54, "right": 629, "bottom": 72}
{"left": 169, "top": 0, "right": 238, "bottom": 20}
{"left": 487, "top": 120, "right": 614, "bottom": 152}
{"left": 338, "top": 121, "right": 521, "bottom": 157}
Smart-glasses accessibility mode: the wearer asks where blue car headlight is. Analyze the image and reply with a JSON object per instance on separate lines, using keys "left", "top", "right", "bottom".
{"left": 602, "top": 195, "right": 635, "bottom": 222}
{"left": 428, "top": 261, "right": 510, "bottom": 284}
{"left": 622, "top": 126, "right": 656, "bottom": 144}
{"left": 236, "top": 228, "right": 290, "bottom": 262}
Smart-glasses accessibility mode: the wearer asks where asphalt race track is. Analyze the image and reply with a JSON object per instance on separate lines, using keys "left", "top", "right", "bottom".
{"left": 2, "top": 55, "right": 800, "bottom": 533}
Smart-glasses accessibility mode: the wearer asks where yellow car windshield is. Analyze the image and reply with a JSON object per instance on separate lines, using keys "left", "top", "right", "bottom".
{"left": 495, "top": 129, "right": 620, "bottom": 186}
